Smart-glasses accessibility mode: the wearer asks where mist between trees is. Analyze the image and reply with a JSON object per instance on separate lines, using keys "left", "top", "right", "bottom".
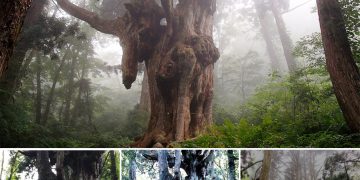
{"left": 241, "top": 150, "right": 360, "bottom": 180}
{"left": 121, "top": 150, "right": 239, "bottom": 180}
{"left": 0, "top": 0, "right": 359, "bottom": 148}
{"left": 0, "top": 150, "right": 120, "bottom": 180}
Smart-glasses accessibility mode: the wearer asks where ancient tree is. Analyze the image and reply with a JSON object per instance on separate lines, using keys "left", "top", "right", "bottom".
{"left": 0, "top": 0, "right": 32, "bottom": 78}
{"left": 143, "top": 150, "right": 216, "bottom": 179}
{"left": 55, "top": 0, "right": 219, "bottom": 147}
{"left": 260, "top": 150, "right": 271, "bottom": 180}
{"left": 317, "top": 0, "right": 360, "bottom": 132}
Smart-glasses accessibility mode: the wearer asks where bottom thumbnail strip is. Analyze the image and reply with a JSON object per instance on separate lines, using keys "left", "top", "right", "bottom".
{"left": 0, "top": 150, "right": 359, "bottom": 180}
{"left": 241, "top": 150, "right": 360, "bottom": 180}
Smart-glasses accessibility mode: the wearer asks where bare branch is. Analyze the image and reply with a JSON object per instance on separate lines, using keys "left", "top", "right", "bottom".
{"left": 55, "top": 0, "right": 122, "bottom": 35}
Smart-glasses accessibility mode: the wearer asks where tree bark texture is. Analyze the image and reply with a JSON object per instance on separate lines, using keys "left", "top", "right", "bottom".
{"left": 55, "top": 0, "right": 219, "bottom": 147}
{"left": 129, "top": 160, "right": 137, "bottom": 180}
{"left": 317, "top": 0, "right": 360, "bottom": 132}
{"left": 0, "top": 0, "right": 46, "bottom": 104}
{"left": 260, "top": 151, "right": 271, "bottom": 180}
{"left": 227, "top": 150, "right": 237, "bottom": 180}
{"left": 0, "top": 0, "right": 32, "bottom": 78}
{"left": 56, "top": 151, "right": 65, "bottom": 180}
{"left": 37, "top": 151, "right": 56, "bottom": 180}
{"left": 110, "top": 151, "right": 119, "bottom": 180}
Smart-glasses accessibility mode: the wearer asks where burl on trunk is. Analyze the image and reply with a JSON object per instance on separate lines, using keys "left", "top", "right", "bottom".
{"left": 56, "top": 0, "right": 219, "bottom": 147}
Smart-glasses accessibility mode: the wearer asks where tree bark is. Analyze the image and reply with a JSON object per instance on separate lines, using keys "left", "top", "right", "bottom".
{"left": 56, "top": 151, "right": 65, "bottom": 180}
{"left": 260, "top": 151, "right": 271, "bottom": 180}
{"left": 174, "top": 150, "right": 182, "bottom": 180}
{"left": 317, "top": 0, "right": 360, "bottom": 132}
{"left": 0, "top": 0, "right": 46, "bottom": 104}
{"left": 0, "top": 151, "right": 4, "bottom": 180}
{"left": 129, "top": 160, "right": 137, "bottom": 180}
{"left": 0, "top": 0, "right": 32, "bottom": 78}
{"left": 37, "top": 151, "right": 56, "bottom": 180}
{"left": 158, "top": 150, "right": 172, "bottom": 180}
{"left": 110, "top": 151, "right": 119, "bottom": 180}
{"left": 271, "top": 0, "right": 296, "bottom": 72}
{"left": 227, "top": 150, "right": 237, "bottom": 180}
{"left": 55, "top": 0, "right": 219, "bottom": 147}
{"left": 139, "top": 68, "right": 151, "bottom": 113}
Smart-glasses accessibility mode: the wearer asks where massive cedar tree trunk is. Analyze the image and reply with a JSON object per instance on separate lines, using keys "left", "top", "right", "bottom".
{"left": 0, "top": 0, "right": 32, "bottom": 79}
{"left": 56, "top": 0, "right": 219, "bottom": 147}
{"left": 317, "top": 0, "right": 360, "bottom": 132}
{"left": 270, "top": 0, "right": 296, "bottom": 72}
{"left": 260, "top": 151, "right": 271, "bottom": 180}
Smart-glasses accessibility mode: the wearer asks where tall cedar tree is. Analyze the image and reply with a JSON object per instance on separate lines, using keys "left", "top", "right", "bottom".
{"left": 317, "top": 0, "right": 360, "bottom": 132}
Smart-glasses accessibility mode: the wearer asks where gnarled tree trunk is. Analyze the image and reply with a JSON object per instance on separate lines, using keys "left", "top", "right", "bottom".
{"left": 317, "top": 0, "right": 360, "bottom": 132}
{"left": 0, "top": 0, "right": 32, "bottom": 78}
{"left": 56, "top": 0, "right": 219, "bottom": 147}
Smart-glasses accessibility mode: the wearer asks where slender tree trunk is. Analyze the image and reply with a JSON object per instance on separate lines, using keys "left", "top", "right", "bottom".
{"left": 43, "top": 50, "right": 69, "bottom": 125}
{"left": 254, "top": 0, "right": 281, "bottom": 72}
{"left": 174, "top": 150, "right": 182, "bottom": 180}
{"left": 317, "top": 0, "right": 360, "bottom": 132}
{"left": 260, "top": 151, "right": 271, "bottom": 180}
{"left": 37, "top": 151, "right": 56, "bottom": 180}
{"left": 129, "top": 160, "right": 137, "bottom": 180}
{"left": 0, "top": 150, "right": 4, "bottom": 180}
{"left": 110, "top": 151, "right": 119, "bottom": 180}
{"left": 227, "top": 150, "right": 237, "bottom": 180}
{"left": 158, "top": 150, "right": 172, "bottom": 180}
{"left": 271, "top": 0, "right": 296, "bottom": 72}
{"left": 0, "top": 0, "right": 32, "bottom": 78}
{"left": 35, "top": 52, "right": 42, "bottom": 124}
{"left": 64, "top": 57, "right": 76, "bottom": 125}
{"left": 56, "top": 151, "right": 65, "bottom": 180}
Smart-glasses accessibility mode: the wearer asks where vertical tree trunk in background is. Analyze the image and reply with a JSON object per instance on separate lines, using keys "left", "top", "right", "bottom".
{"left": 317, "top": 0, "right": 360, "bottom": 132}
{"left": 129, "top": 160, "right": 137, "bottom": 180}
{"left": 254, "top": 0, "right": 281, "bottom": 72}
{"left": 174, "top": 150, "right": 182, "bottom": 180}
{"left": 110, "top": 151, "right": 119, "bottom": 180}
{"left": 56, "top": 151, "right": 65, "bottom": 180}
{"left": 158, "top": 150, "right": 171, "bottom": 180}
{"left": 227, "top": 150, "right": 237, "bottom": 180}
{"left": 37, "top": 151, "right": 56, "bottom": 180}
{"left": 271, "top": 1, "right": 296, "bottom": 72}
{"left": 0, "top": 151, "right": 4, "bottom": 180}
{"left": 0, "top": 0, "right": 46, "bottom": 104}
{"left": 35, "top": 52, "right": 42, "bottom": 124}
{"left": 43, "top": 50, "right": 69, "bottom": 125}
{"left": 260, "top": 151, "right": 271, "bottom": 180}
{"left": 64, "top": 57, "right": 76, "bottom": 125}
{"left": 0, "top": 0, "right": 32, "bottom": 78}
{"left": 55, "top": 0, "right": 219, "bottom": 147}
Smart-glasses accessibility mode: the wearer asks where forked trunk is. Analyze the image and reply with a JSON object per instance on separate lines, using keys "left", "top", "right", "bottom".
{"left": 55, "top": 0, "right": 219, "bottom": 147}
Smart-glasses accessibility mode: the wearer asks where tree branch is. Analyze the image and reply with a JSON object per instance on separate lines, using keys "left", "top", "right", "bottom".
{"left": 55, "top": 0, "right": 122, "bottom": 35}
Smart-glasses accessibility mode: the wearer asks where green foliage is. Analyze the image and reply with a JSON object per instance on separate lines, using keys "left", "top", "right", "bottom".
{"left": 177, "top": 30, "right": 360, "bottom": 148}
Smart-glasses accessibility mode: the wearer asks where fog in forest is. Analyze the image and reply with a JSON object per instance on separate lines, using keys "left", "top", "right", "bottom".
{"left": 0, "top": 0, "right": 359, "bottom": 148}
{"left": 241, "top": 150, "right": 360, "bottom": 180}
